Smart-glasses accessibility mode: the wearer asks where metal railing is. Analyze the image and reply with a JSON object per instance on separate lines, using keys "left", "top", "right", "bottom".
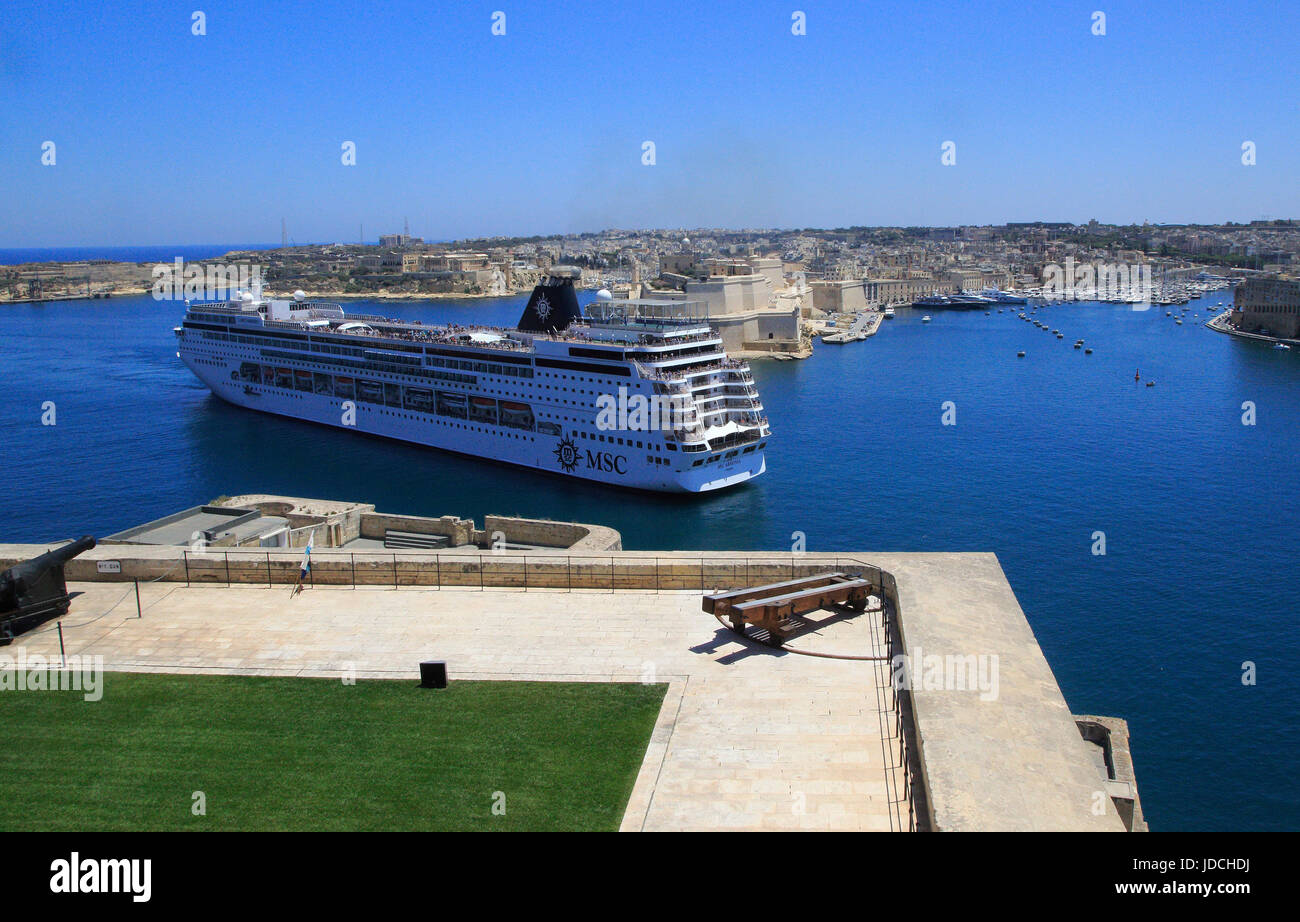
{"left": 876, "top": 569, "right": 926, "bottom": 832}
{"left": 174, "top": 549, "right": 885, "bottom": 592}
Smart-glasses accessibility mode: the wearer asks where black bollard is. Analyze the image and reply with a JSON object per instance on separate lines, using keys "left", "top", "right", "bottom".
{"left": 419, "top": 661, "right": 447, "bottom": 689}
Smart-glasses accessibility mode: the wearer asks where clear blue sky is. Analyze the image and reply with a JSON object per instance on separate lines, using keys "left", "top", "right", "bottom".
{"left": 1, "top": 0, "right": 1296, "bottom": 245}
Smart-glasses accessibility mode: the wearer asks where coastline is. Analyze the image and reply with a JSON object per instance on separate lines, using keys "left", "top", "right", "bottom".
{"left": 283, "top": 289, "right": 525, "bottom": 301}
{"left": 0, "top": 287, "right": 529, "bottom": 306}
{"left": 733, "top": 346, "right": 813, "bottom": 361}
{"left": 1205, "top": 309, "right": 1300, "bottom": 346}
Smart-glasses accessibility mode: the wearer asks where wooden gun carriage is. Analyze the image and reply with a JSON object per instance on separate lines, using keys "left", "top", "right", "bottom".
{"left": 702, "top": 571, "right": 874, "bottom": 646}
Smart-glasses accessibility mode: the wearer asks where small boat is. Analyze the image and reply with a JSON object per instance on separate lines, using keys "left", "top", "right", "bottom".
{"left": 1085, "top": 348, "right": 1093, "bottom": 354}
{"left": 1017, "top": 350, "right": 1026, "bottom": 357}
{"left": 1146, "top": 380, "right": 1155, "bottom": 387}
{"left": 1274, "top": 343, "right": 1292, "bottom": 351}
{"left": 883, "top": 307, "right": 896, "bottom": 319}
{"left": 921, "top": 315, "right": 931, "bottom": 323}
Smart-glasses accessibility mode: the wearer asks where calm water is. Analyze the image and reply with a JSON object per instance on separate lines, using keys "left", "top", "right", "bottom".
{"left": 2, "top": 291, "right": 1297, "bottom": 831}
{"left": 0, "top": 244, "right": 281, "bottom": 266}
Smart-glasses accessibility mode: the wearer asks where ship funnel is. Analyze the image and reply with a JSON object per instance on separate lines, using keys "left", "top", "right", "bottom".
{"left": 517, "top": 266, "right": 584, "bottom": 333}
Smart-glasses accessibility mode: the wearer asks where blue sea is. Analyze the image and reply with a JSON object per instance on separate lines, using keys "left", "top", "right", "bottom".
{"left": 0, "top": 244, "right": 282, "bottom": 266}
{"left": 2, "top": 288, "right": 1296, "bottom": 831}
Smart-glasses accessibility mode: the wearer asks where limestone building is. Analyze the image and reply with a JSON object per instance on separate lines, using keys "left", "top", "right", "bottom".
{"left": 640, "top": 255, "right": 807, "bottom": 353}
{"left": 1231, "top": 276, "right": 1300, "bottom": 338}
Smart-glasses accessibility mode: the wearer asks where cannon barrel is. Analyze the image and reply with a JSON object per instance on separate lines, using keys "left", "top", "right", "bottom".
{"left": 1, "top": 535, "right": 96, "bottom": 591}
{"left": 8, "top": 536, "right": 97, "bottom": 577}
{"left": 0, "top": 536, "right": 97, "bottom": 641}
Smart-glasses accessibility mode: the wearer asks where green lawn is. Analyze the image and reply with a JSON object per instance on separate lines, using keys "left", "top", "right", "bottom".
{"left": 0, "top": 673, "right": 666, "bottom": 831}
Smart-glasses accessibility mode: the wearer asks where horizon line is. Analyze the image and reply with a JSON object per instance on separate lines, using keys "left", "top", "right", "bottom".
{"left": 5, "top": 217, "right": 1299, "bottom": 252}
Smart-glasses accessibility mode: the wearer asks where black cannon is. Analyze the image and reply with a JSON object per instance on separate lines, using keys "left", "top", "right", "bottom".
{"left": 0, "top": 536, "right": 96, "bottom": 644}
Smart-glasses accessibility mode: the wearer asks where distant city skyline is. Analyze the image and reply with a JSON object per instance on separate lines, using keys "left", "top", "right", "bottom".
{"left": 2, "top": 0, "right": 1297, "bottom": 246}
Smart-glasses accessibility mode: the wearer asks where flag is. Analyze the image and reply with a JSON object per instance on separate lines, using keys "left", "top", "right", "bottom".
{"left": 299, "top": 530, "right": 314, "bottom": 580}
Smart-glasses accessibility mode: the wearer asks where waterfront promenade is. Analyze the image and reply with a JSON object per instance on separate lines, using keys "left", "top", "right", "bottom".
{"left": 1206, "top": 309, "right": 1300, "bottom": 346}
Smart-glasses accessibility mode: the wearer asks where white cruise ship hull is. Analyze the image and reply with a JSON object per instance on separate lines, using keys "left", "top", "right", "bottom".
{"left": 176, "top": 271, "right": 771, "bottom": 494}
{"left": 181, "top": 354, "right": 766, "bottom": 493}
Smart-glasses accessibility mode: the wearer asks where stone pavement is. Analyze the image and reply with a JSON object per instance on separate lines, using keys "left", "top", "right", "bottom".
{"left": 10, "top": 549, "right": 1128, "bottom": 831}
{"left": 19, "top": 581, "right": 907, "bottom": 832}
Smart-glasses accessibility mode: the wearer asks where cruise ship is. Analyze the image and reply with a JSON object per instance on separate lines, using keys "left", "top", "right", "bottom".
{"left": 174, "top": 268, "right": 770, "bottom": 492}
